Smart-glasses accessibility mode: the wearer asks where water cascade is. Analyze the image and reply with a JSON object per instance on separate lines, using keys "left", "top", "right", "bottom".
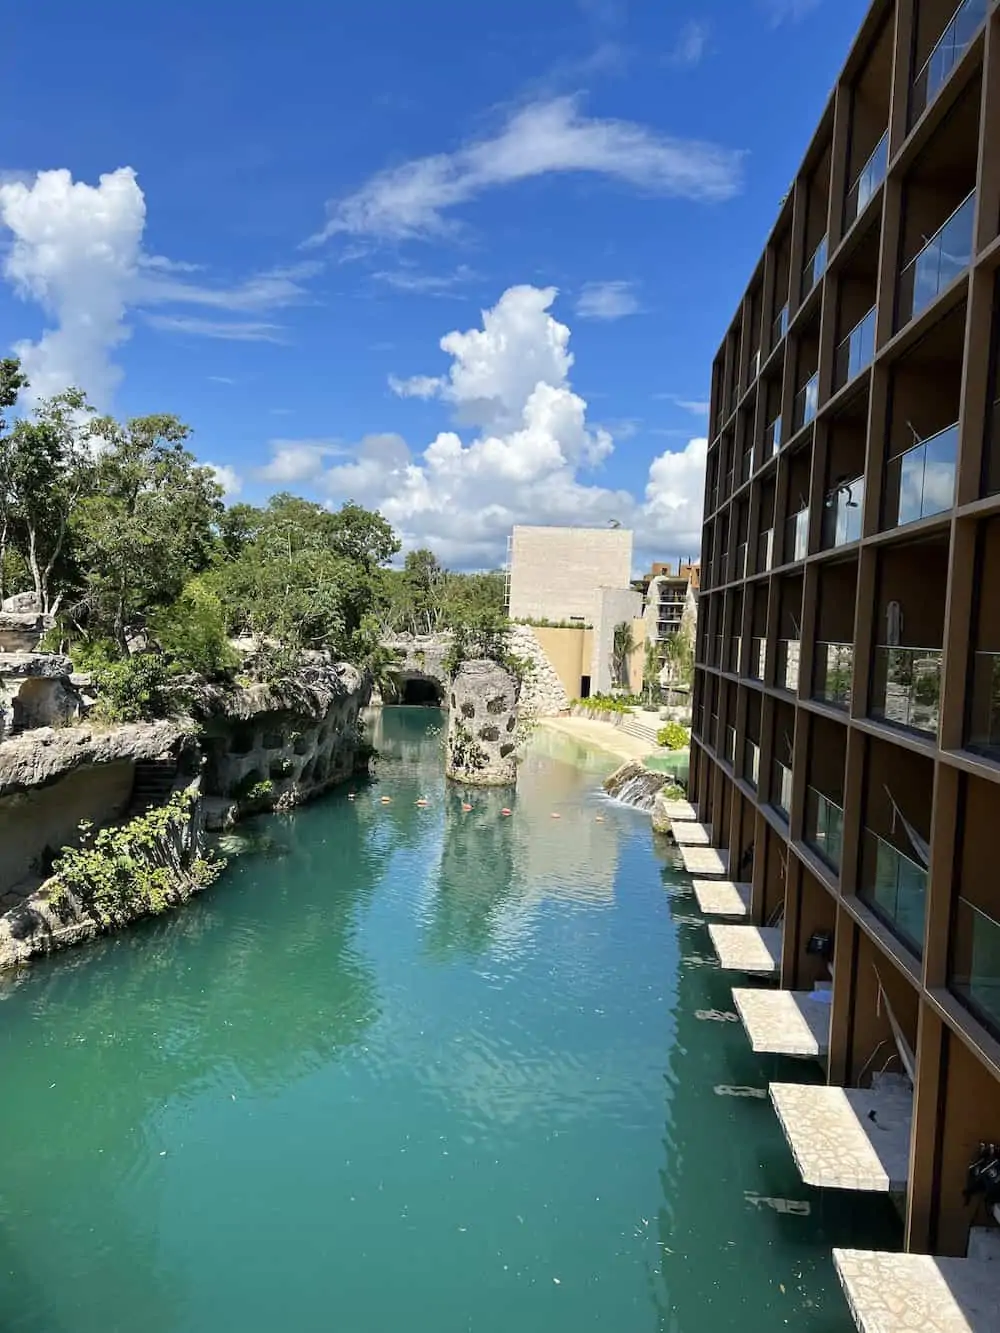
{"left": 603, "top": 759, "right": 675, "bottom": 811}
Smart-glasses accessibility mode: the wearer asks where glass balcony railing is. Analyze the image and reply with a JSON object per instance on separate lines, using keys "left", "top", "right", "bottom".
{"left": 772, "top": 303, "right": 789, "bottom": 348}
{"left": 898, "top": 191, "right": 976, "bottom": 326}
{"left": 814, "top": 641, "right": 853, "bottom": 708}
{"left": 737, "top": 448, "right": 753, "bottom": 487}
{"left": 771, "top": 760, "right": 793, "bottom": 821}
{"left": 724, "top": 724, "right": 737, "bottom": 766}
{"left": 870, "top": 646, "right": 943, "bottom": 737}
{"left": 834, "top": 307, "right": 876, "bottom": 389}
{"left": 793, "top": 373, "right": 819, "bottom": 433}
{"left": 764, "top": 414, "right": 782, "bottom": 457}
{"left": 844, "top": 132, "right": 888, "bottom": 229}
{"left": 776, "top": 639, "right": 800, "bottom": 692}
{"left": 802, "top": 236, "right": 828, "bottom": 300}
{"left": 747, "top": 636, "right": 765, "bottom": 680}
{"left": 728, "top": 635, "right": 743, "bottom": 674}
{"left": 744, "top": 738, "right": 760, "bottom": 789}
{"left": 757, "top": 527, "right": 774, "bottom": 574}
{"left": 967, "top": 651, "right": 1000, "bottom": 758}
{"left": 884, "top": 422, "right": 958, "bottom": 528}
{"left": 805, "top": 786, "right": 845, "bottom": 873}
{"left": 748, "top": 348, "right": 761, "bottom": 385}
{"left": 713, "top": 633, "right": 724, "bottom": 667}
{"left": 710, "top": 713, "right": 720, "bottom": 749}
{"left": 951, "top": 897, "right": 1000, "bottom": 1041}
{"left": 861, "top": 829, "right": 927, "bottom": 956}
{"left": 785, "top": 508, "right": 809, "bottom": 563}
{"left": 822, "top": 475, "right": 864, "bottom": 548}
{"left": 910, "top": 0, "right": 989, "bottom": 126}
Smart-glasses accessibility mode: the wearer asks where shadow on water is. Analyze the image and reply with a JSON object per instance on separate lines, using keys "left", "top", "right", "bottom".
{"left": 649, "top": 863, "right": 902, "bottom": 1332}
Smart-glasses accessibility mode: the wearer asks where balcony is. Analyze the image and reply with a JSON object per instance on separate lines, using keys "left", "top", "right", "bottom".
{"left": 822, "top": 476, "right": 864, "bottom": 548}
{"left": 748, "top": 348, "right": 761, "bottom": 384}
{"left": 813, "top": 642, "right": 853, "bottom": 708}
{"left": 951, "top": 897, "right": 1000, "bottom": 1041}
{"left": 968, "top": 651, "right": 1000, "bottom": 759}
{"left": 870, "top": 646, "right": 943, "bottom": 738}
{"left": 834, "top": 307, "right": 876, "bottom": 389}
{"left": 804, "top": 786, "right": 845, "bottom": 872}
{"left": 844, "top": 132, "right": 888, "bottom": 230}
{"left": 861, "top": 830, "right": 927, "bottom": 956}
{"left": 898, "top": 191, "right": 976, "bottom": 326}
{"left": 737, "top": 447, "right": 753, "bottom": 487}
{"left": 793, "top": 373, "right": 819, "bottom": 433}
{"left": 910, "top": 0, "right": 989, "bottom": 126}
{"left": 772, "top": 303, "right": 789, "bottom": 348}
{"left": 744, "top": 738, "right": 760, "bottom": 789}
{"left": 713, "top": 633, "right": 724, "bottom": 667}
{"left": 776, "top": 639, "right": 801, "bottom": 692}
{"left": 802, "top": 236, "right": 829, "bottom": 301}
{"left": 764, "top": 414, "right": 783, "bottom": 457}
{"left": 885, "top": 423, "right": 957, "bottom": 528}
{"left": 771, "top": 759, "right": 793, "bottom": 821}
{"left": 785, "top": 508, "right": 809, "bottom": 563}
{"left": 747, "top": 636, "right": 765, "bottom": 680}
{"left": 728, "top": 634, "right": 743, "bottom": 674}
{"left": 758, "top": 527, "right": 775, "bottom": 573}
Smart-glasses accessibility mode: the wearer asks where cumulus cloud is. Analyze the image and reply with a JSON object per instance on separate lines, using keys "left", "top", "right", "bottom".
{"left": 575, "top": 280, "right": 639, "bottom": 320}
{"left": 655, "top": 392, "right": 711, "bottom": 415}
{"left": 0, "top": 167, "right": 145, "bottom": 407}
{"left": 257, "top": 284, "right": 705, "bottom": 567}
{"left": 312, "top": 96, "right": 744, "bottom": 243}
{"left": 762, "top": 0, "right": 821, "bottom": 23}
{"left": 206, "top": 462, "right": 243, "bottom": 497}
{"left": 255, "top": 439, "right": 348, "bottom": 484}
{"left": 0, "top": 167, "right": 319, "bottom": 406}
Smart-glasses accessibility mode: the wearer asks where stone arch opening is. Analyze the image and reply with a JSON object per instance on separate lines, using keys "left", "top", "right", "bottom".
{"left": 399, "top": 674, "right": 444, "bottom": 706}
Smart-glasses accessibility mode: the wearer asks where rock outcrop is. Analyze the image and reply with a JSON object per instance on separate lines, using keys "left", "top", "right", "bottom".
{"left": 0, "top": 719, "right": 183, "bottom": 799}
{"left": 194, "top": 660, "right": 371, "bottom": 828}
{"left": 0, "top": 651, "right": 83, "bottom": 741}
{"left": 603, "top": 760, "right": 675, "bottom": 812}
{"left": 445, "top": 659, "right": 519, "bottom": 786}
{"left": 0, "top": 611, "right": 50, "bottom": 652}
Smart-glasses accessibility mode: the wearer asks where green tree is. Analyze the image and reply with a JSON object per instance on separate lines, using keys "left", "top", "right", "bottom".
{"left": 611, "top": 621, "right": 635, "bottom": 691}
{"left": 70, "top": 415, "right": 223, "bottom": 653}
{"left": 0, "top": 387, "right": 94, "bottom": 613}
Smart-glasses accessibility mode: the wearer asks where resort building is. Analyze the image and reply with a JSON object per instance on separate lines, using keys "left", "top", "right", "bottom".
{"left": 505, "top": 525, "right": 644, "bottom": 696}
{"left": 688, "top": 0, "right": 1000, "bottom": 1318}
{"left": 636, "top": 561, "right": 700, "bottom": 667}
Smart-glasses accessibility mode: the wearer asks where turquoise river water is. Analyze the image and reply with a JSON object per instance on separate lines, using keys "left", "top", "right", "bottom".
{"left": 0, "top": 707, "right": 901, "bottom": 1331}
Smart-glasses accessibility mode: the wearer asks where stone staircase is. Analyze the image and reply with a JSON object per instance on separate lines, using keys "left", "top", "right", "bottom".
{"left": 130, "top": 758, "right": 179, "bottom": 814}
{"left": 618, "top": 713, "right": 661, "bottom": 745}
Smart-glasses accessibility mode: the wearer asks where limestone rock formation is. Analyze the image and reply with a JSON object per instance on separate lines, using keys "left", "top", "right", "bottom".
{"left": 506, "top": 623, "right": 570, "bottom": 717}
{"left": 445, "top": 659, "right": 519, "bottom": 786}
{"left": 1, "top": 592, "right": 43, "bottom": 614}
{"left": 0, "top": 612, "right": 50, "bottom": 652}
{"left": 0, "top": 719, "right": 183, "bottom": 798}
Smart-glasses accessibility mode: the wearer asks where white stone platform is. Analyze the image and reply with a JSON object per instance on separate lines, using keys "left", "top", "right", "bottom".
{"left": 671, "top": 821, "right": 713, "bottom": 846}
{"left": 770, "top": 1083, "right": 912, "bottom": 1192}
{"left": 692, "top": 879, "right": 751, "bottom": 918}
{"left": 707, "top": 924, "right": 782, "bottom": 975}
{"left": 679, "top": 844, "right": 729, "bottom": 876}
{"left": 662, "top": 799, "right": 698, "bottom": 821}
{"left": 733, "top": 988, "right": 830, "bottom": 1057}
{"left": 834, "top": 1248, "right": 999, "bottom": 1333}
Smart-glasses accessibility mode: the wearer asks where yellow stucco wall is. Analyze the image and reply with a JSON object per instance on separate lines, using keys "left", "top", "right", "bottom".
{"left": 532, "top": 626, "right": 587, "bottom": 699}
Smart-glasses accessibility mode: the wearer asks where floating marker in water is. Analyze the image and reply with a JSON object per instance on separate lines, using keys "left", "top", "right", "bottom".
{"left": 380, "top": 796, "right": 392, "bottom": 804}
{"left": 551, "top": 812, "right": 561, "bottom": 819}
{"left": 595, "top": 816, "right": 604, "bottom": 822}
{"left": 416, "top": 799, "right": 428, "bottom": 807}
{"left": 461, "top": 803, "right": 473, "bottom": 812}
{"left": 501, "top": 808, "right": 512, "bottom": 816}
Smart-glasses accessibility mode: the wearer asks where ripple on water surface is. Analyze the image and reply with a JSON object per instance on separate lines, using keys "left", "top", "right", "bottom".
{"left": 0, "top": 708, "right": 899, "bottom": 1332}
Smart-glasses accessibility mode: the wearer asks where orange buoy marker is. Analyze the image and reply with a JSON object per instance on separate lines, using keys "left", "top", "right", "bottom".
{"left": 501, "top": 808, "right": 512, "bottom": 817}
{"left": 380, "top": 796, "right": 392, "bottom": 804}
{"left": 461, "top": 802, "right": 473, "bottom": 812}
{"left": 416, "top": 798, "right": 428, "bottom": 807}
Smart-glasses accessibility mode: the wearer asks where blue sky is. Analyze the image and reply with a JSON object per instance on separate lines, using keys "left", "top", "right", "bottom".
{"left": 0, "top": 0, "right": 868, "bottom": 569}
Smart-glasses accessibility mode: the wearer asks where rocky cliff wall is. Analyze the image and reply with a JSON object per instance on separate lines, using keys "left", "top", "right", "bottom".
{"left": 445, "top": 659, "right": 519, "bottom": 786}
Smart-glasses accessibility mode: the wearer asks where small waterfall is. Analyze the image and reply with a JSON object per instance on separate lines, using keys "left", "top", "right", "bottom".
{"left": 602, "top": 761, "right": 673, "bottom": 811}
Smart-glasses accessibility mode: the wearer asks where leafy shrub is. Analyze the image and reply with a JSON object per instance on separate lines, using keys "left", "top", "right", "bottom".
{"left": 233, "top": 774, "right": 274, "bottom": 805}
{"left": 47, "top": 793, "right": 223, "bottom": 927}
{"left": 572, "top": 696, "right": 634, "bottom": 715}
{"left": 657, "top": 721, "right": 690, "bottom": 750}
{"left": 151, "top": 579, "right": 238, "bottom": 678}
{"left": 91, "top": 653, "right": 181, "bottom": 723}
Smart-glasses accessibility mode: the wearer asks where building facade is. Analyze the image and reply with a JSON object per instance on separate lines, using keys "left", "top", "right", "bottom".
{"left": 637, "top": 561, "right": 700, "bottom": 666}
{"left": 690, "top": 0, "right": 1000, "bottom": 1279}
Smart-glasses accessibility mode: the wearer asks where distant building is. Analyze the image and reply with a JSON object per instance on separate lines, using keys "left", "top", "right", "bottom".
{"left": 505, "top": 525, "right": 643, "bottom": 698}
{"left": 636, "top": 560, "right": 700, "bottom": 668}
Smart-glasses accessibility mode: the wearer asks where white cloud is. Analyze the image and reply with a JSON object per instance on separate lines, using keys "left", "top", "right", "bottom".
{"left": 389, "top": 373, "right": 444, "bottom": 399}
{"left": 255, "top": 439, "right": 348, "bottom": 484}
{"left": 668, "top": 20, "right": 710, "bottom": 66}
{"left": 142, "top": 314, "right": 287, "bottom": 343}
{"left": 258, "top": 284, "right": 704, "bottom": 566}
{"left": 762, "top": 0, "right": 821, "bottom": 23}
{"left": 312, "top": 96, "right": 744, "bottom": 243}
{"left": 0, "top": 167, "right": 145, "bottom": 407}
{"left": 372, "top": 264, "right": 475, "bottom": 295}
{"left": 575, "top": 280, "right": 639, "bottom": 320}
{"left": 655, "top": 392, "right": 710, "bottom": 415}
{"left": 0, "top": 167, "right": 320, "bottom": 406}
{"left": 207, "top": 374, "right": 238, "bottom": 385}
{"left": 206, "top": 462, "right": 243, "bottom": 497}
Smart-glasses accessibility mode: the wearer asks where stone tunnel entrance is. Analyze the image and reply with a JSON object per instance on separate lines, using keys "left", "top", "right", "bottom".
{"left": 399, "top": 675, "right": 444, "bottom": 706}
